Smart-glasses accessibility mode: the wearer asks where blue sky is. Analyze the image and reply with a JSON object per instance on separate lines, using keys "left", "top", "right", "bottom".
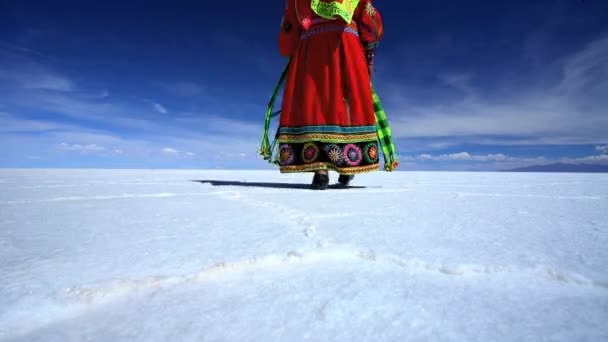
{"left": 0, "top": 0, "right": 607, "bottom": 171}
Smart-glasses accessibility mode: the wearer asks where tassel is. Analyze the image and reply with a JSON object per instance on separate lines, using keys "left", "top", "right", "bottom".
{"left": 384, "top": 161, "right": 399, "bottom": 172}
{"left": 259, "top": 142, "right": 271, "bottom": 160}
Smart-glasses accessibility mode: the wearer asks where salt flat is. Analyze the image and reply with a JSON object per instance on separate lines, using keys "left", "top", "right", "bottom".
{"left": 1, "top": 169, "right": 607, "bottom": 341}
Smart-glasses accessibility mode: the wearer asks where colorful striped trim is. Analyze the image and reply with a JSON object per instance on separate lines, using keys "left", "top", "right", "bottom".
{"left": 301, "top": 26, "right": 359, "bottom": 40}
{"left": 277, "top": 132, "right": 378, "bottom": 143}
{"left": 280, "top": 162, "right": 379, "bottom": 175}
{"left": 278, "top": 125, "right": 377, "bottom": 134}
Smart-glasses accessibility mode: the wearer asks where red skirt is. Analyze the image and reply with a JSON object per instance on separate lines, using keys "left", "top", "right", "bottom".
{"left": 278, "top": 23, "right": 379, "bottom": 175}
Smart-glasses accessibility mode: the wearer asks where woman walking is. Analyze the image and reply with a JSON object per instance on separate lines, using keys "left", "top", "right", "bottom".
{"left": 261, "top": 0, "right": 397, "bottom": 190}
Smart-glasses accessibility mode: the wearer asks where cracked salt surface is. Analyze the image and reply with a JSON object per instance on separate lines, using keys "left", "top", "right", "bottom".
{"left": 1, "top": 169, "right": 607, "bottom": 341}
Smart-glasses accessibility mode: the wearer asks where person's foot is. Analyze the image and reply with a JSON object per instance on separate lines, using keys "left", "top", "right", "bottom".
{"left": 338, "top": 174, "right": 354, "bottom": 186}
{"left": 311, "top": 172, "right": 329, "bottom": 190}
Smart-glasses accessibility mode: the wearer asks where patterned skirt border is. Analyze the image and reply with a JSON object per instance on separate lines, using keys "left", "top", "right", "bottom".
{"left": 279, "top": 162, "right": 379, "bottom": 175}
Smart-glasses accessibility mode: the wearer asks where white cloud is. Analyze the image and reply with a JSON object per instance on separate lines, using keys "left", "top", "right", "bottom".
{"left": 575, "top": 154, "right": 608, "bottom": 162}
{"left": 387, "top": 97, "right": 606, "bottom": 143}
{"left": 58, "top": 143, "right": 106, "bottom": 154}
{"left": 444, "top": 152, "right": 472, "bottom": 161}
{"left": 0, "top": 50, "right": 265, "bottom": 150}
{"left": 26, "top": 92, "right": 118, "bottom": 119}
{"left": 384, "top": 35, "right": 608, "bottom": 145}
{"left": 0, "top": 41, "right": 36, "bottom": 54}
{"left": 559, "top": 36, "right": 608, "bottom": 96}
{"left": 21, "top": 73, "right": 74, "bottom": 91}
{"left": 153, "top": 103, "right": 168, "bottom": 114}
{"left": 219, "top": 152, "right": 248, "bottom": 159}
{"left": 403, "top": 152, "right": 510, "bottom": 162}
{"left": 404, "top": 151, "right": 608, "bottom": 165}
{"left": 399, "top": 151, "right": 608, "bottom": 172}
{"left": 1, "top": 109, "right": 262, "bottom": 167}
{"left": 49, "top": 132, "right": 152, "bottom": 159}
{"left": 437, "top": 72, "right": 477, "bottom": 99}
{"left": 428, "top": 141, "right": 459, "bottom": 149}
{"left": 51, "top": 133, "right": 139, "bottom": 158}
{"left": 161, "top": 147, "right": 197, "bottom": 159}
{"left": 0, "top": 112, "right": 73, "bottom": 132}
{"left": 14, "top": 92, "right": 169, "bottom": 133}
{"left": 162, "top": 147, "right": 179, "bottom": 154}
{"left": 0, "top": 50, "right": 75, "bottom": 91}
{"left": 596, "top": 145, "right": 608, "bottom": 154}
{"left": 1, "top": 52, "right": 166, "bottom": 132}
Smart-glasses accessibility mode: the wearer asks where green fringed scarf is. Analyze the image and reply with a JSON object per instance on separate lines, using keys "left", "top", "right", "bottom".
{"left": 260, "top": 61, "right": 398, "bottom": 171}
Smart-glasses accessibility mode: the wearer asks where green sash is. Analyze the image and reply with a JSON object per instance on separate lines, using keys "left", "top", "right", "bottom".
{"left": 260, "top": 61, "right": 290, "bottom": 161}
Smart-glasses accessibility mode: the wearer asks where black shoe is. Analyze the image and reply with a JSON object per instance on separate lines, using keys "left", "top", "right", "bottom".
{"left": 311, "top": 173, "right": 329, "bottom": 190}
{"left": 338, "top": 174, "right": 354, "bottom": 186}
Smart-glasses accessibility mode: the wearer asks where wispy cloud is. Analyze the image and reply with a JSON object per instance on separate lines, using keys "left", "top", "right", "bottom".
{"left": 0, "top": 111, "right": 77, "bottom": 132}
{"left": 559, "top": 36, "right": 608, "bottom": 97}
{"left": 577, "top": 154, "right": 608, "bottom": 162}
{"left": 0, "top": 60, "right": 264, "bottom": 167}
{"left": 437, "top": 72, "right": 477, "bottom": 100}
{"left": 23, "top": 92, "right": 117, "bottom": 119}
{"left": 161, "top": 147, "right": 178, "bottom": 154}
{"left": 153, "top": 103, "right": 168, "bottom": 114}
{"left": 400, "top": 151, "right": 608, "bottom": 171}
{"left": 0, "top": 49, "right": 75, "bottom": 91}
{"left": 383, "top": 35, "right": 608, "bottom": 146}
{"left": 410, "top": 152, "right": 509, "bottom": 162}
{"left": 596, "top": 145, "right": 608, "bottom": 154}
{"left": 58, "top": 142, "right": 106, "bottom": 154}
{"left": 98, "top": 89, "right": 110, "bottom": 98}
{"left": 161, "top": 147, "right": 196, "bottom": 158}
{"left": 18, "top": 72, "right": 74, "bottom": 91}
{"left": 9, "top": 89, "right": 175, "bottom": 133}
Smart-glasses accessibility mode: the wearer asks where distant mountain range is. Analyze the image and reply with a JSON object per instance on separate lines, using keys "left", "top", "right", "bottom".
{"left": 504, "top": 162, "right": 608, "bottom": 173}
